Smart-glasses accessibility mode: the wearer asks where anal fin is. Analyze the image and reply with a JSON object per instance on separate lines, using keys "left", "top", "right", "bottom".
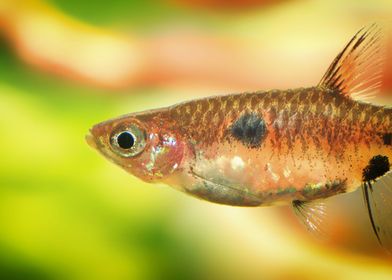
{"left": 292, "top": 199, "right": 327, "bottom": 238}
{"left": 362, "top": 170, "right": 392, "bottom": 253}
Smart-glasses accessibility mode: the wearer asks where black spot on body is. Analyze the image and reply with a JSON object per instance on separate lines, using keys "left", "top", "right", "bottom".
{"left": 383, "top": 133, "right": 392, "bottom": 146}
{"left": 362, "top": 155, "right": 390, "bottom": 182}
{"left": 230, "top": 113, "right": 267, "bottom": 148}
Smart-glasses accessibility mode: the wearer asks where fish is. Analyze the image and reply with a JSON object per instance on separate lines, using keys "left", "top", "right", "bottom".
{"left": 87, "top": 24, "right": 392, "bottom": 251}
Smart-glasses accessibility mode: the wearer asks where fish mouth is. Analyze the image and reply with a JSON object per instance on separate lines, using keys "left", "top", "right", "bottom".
{"left": 85, "top": 130, "right": 98, "bottom": 149}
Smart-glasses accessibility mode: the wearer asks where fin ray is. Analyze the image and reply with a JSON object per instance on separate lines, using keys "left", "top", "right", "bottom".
{"left": 319, "top": 23, "right": 386, "bottom": 103}
{"left": 362, "top": 171, "right": 392, "bottom": 252}
{"left": 292, "top": 200, "right": 327, "bottom": 238}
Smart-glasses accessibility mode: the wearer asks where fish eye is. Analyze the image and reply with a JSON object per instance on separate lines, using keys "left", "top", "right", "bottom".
{"left": 117, "top": 131, "right": 135, "bottom": 149}
{"left": 110, "top": 124, "right": 146, "bottom": 157}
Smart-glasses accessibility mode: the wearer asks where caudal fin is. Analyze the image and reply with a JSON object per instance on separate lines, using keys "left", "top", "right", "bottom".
{"left": 318, "top": 24, "right": 386, "bottom": 103}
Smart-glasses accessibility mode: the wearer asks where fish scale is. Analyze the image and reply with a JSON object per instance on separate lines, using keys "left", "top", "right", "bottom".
{"left": 166, "top": 88, "right": 390, "bottom": 149}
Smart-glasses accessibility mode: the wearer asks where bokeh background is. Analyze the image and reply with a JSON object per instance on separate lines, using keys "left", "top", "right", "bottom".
{"left": 1, "top": 0, "right": 392, "bottom": 279}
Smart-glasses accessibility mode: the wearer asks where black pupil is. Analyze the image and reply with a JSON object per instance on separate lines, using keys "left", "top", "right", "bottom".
{"left": 117, "top": 132, "right": 135, "bottom": 149}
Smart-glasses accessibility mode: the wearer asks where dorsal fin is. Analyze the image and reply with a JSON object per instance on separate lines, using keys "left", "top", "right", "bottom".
{"left": 318, "top": 24, "right": 386, "bottom": 103}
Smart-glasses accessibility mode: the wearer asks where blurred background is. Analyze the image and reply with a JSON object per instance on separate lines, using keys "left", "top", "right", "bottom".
{"left": 1, "top": 0, "right": 392, "bottom": 279}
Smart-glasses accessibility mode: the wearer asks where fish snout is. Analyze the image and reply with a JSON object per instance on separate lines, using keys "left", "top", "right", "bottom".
{"left": 85, "top": 130, "right": 98, "bottom": 149}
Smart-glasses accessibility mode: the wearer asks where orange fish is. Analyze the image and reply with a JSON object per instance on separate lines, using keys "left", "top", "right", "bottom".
{"left": 87, "top": 24, "right": 392, "bottom": 251}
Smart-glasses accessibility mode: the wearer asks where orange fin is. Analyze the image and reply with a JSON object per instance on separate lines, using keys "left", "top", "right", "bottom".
{"left": 319, "top": 24, "right": 386, "bottom": 103}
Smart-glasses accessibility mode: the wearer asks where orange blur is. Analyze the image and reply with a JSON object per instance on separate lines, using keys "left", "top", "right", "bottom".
{"left": 0, "top": 0, "right": 391, "bottom": 92}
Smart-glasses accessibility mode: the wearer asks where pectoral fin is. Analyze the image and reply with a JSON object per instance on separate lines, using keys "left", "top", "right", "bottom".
{"left": 362, "top": 171, "right": 392, "bottom": 252}
{"left": 186, "top": 170, "right": 263, "bottom": 206}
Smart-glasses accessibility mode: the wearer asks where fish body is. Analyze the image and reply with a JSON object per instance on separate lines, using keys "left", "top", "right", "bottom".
{"left": 87, "top": 24, "right": 392, "bottom": 250}
{"left": 89, "top": 87, "right": 392, "bottom": 205}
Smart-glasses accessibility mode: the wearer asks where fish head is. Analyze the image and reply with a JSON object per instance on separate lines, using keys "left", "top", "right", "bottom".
{"left": 86, "top": 112, "right": 189, "bottom": 183}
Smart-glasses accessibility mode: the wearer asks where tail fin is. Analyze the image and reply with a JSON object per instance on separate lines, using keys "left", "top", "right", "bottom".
{"left": 318, "top": 24, "right": 386, "bottom": 103}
